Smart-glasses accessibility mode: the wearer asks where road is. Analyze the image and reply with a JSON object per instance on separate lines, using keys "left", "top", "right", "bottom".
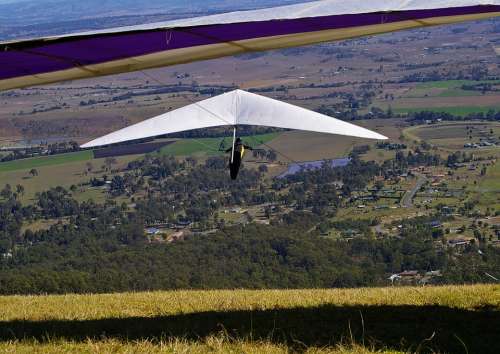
{"left": 400, "top": 173, "right": 427, "bottom": 208}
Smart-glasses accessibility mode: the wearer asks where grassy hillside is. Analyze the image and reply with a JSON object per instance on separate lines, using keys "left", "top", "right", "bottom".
{"left": 0, "top": 285, "right": 498, "bottom": 353}
{"left": 0, "top": 154, "right": 139, "bottom": 203}
{"left": 0, "top": 150, "right": 93, "bottom": 173}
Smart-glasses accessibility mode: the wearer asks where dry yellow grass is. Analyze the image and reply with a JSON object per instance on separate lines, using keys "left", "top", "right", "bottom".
{"left": 2, "top": 285, "right": 498, "bottom": 321}
{"left": 0, "top": 340, "right": 403, "bottom": 354}
{"left": 0, "top": 285, "right": 498, "bottom": 353}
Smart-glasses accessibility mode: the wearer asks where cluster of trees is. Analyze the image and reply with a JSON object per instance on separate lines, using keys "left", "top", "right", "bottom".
{"left": 462, "top": 83, "right": 500, "bottom": 93}
{"left": 78, "top": 84, "right": 236, "bottom": 107}
{"left": 1, "top": 191, "right": 498, "bottom": 295}
{"left": 376, "top": 142, "right": 407, "bottom": 150}
{"left": 408, "top": 110, "right": 500, "bottom": 124}
{"left": 394, "top": 150, "right": 442, "bottom": 168}
{"left": 1, "top": 141, "right": 81, "bottom": 163}
{"left": 446, "top": 151, "right": 474, "bottom": 166}
{"left": 124, "top": 153, "right": 381, "bottom": 225}
{"left": 400, "top": 65, "right": 493, "bottom": 83}
{"left": 1, "top": 138, "right": 499, "bottom": 294}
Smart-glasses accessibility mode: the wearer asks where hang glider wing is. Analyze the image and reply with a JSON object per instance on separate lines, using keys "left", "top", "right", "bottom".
{"left": 1, "top": 0, "right": 500, "bottom": 91}
{"left": 80, "top": 89, "right": 387, "bottom": 148}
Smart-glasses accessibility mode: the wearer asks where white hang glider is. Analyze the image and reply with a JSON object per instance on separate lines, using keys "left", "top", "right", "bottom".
{"left": 82, "top": 89, "right": 387, "bottom": 148}
{"left": 81, "top": 89, "right": 387, "bottom": 179}
{"left": 1, "top": 0, "right": 499, "bottom": 90}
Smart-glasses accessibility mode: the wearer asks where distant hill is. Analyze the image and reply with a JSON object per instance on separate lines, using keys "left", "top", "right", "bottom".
{"left": 0, "top": 0, "right": 309, "bottom": 26}
{"left": 0, "top": 0, "right": 311, "bottom": 40}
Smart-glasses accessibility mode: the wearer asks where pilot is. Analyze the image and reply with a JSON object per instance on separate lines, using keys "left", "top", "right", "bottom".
{"left": 226, "top": 137, "right": 253, "bottom": 180}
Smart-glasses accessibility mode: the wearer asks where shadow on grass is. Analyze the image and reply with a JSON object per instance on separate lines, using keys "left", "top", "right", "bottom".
{"left": 1, "top": 304, "right": 498, "bottom": 353}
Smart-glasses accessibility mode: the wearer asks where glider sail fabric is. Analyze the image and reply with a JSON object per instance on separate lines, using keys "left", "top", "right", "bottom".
{"left": 1, "top": 0, "right": 500, "bottom": 90}
{"left": 80, "top": 89, "right": 387, "bottom": 148}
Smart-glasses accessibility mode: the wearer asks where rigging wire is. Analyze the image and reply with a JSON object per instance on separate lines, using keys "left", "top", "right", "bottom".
{"left": 246, "top": 132, "right": 300, "bottom": 165}
{"left": 140, "top": 69, "right": 300, "bottom": 165}
{"left": 139, "top": 70, "right": 227, "bottom": 153}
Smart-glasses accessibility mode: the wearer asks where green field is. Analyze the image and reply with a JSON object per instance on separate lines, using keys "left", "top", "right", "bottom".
{"left": 0, "top": 154, "right": 139, "bottom": 203}
{"left": 394, "top": 106, "right": 500, "bottom": 116}
{"left": 0, "top": 150, "right": 93, "bottom": 173}
{"left": 0, "top": 285, "right": 498, "bottom": 353}
{"left": 474, "top": 161, "right": 500, "bottom": 209}
{"left": 481, "top": 162, "right": 500, "bottom": 191}
{"left": 391, "top": 80, "right": 500, "bottom": 115}
{"left": 159, "top": 132, "right": 280, "bottom": 157}
{"left": 415, "top": 79, "right": 500, "bottom": 89}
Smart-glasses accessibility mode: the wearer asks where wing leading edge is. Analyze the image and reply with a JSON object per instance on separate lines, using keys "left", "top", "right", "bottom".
{"left": 1, "top": 0, "right": 500, "bottom": 91}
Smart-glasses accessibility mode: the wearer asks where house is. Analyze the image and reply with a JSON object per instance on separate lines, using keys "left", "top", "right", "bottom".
{"left": 389, "top": 270, "right": 421, "bottom": 284}
{"left": 1, "top": 251, "right": 12, "bottom": 259}
{"left": 448, "top": 238, "right": 473, "bottom": 247}
{"left": 441, "top": 206, "right": 454, "bottom": 215}
{"left": 428, "top": 220, "right": 442, "bottom": 228}
{"left": 167, "top": 231, "right": 186, "bottom": 243}
{"left": 175, "top": 219, "right": 192, "bottom": 228}
{"left": 145, "top": 227, "right": 160, "bottom": 235}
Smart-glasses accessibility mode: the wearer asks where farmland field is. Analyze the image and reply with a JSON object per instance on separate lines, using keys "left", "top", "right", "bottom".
{"left": 0, "top": 285, "right": 498, "bottom": 354}
{"left": 480, "top": 161, "right": 500, "bottom": 192}
{"left": 394, "top": 106, "right": 500, "bottom": 116}
{"left": 0, "top": 154, "right": 140, "bottom": 202}
{"left": 266, "top": 119, "right": 404, "bottom": 162}
{"left": 415, "top": 80, "right": 500, "bottom": 89}
{"left": 402, "top": 80, "right": 500, "bottom": 100}
{"left": 0, "top": 150, "right": 93, "bottom": 173}
{"left": 474, "top": 161, "right": 500, "bottom": 208}
{"left": 374, "top": 79, "right": 500, "bottom": 116}
{"left": 403, "top": 122, "right": 500, "bottom": 149}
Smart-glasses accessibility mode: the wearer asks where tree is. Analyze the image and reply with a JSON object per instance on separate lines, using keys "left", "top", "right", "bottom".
{"left": 104, "top": 157, "right": 117, "bottom": 171}
{"left": 266, "top": 150, "right": 277, "bottom": 162}
{"left": 110, "top": 175, "right": 126, "bottom": 195}
{"left": 15, "top": 184, "right": 24, "bottom": 197}
{"left": 0, "top": 184, "right": 12, "bottom": 199}
{"left": 85, "top": 162, "right": 94, "bottom": 173}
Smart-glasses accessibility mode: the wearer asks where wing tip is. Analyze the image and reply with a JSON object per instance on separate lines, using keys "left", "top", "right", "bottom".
{"left": 80, "top": 140, "right": 98, "bottom": 149}
{"left": 374, "top": 133, "right": 389, "bottom": 140}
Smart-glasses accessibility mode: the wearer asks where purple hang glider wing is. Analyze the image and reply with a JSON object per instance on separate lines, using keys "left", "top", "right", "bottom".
{"left": 1, "top": 0, "right": 499, "bottom": 90}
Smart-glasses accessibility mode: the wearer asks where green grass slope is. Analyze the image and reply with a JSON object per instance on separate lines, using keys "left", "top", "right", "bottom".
{"left": 0, "top": 150, "right": 93, "bottom": 173}
{"left": 0, "top": 285, "right": 498, "bottom": 353}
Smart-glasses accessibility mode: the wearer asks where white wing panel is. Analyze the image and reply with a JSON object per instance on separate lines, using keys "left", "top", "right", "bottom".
{"left": 235, "top": 90, "right": 387, "bottom": 140}
{"left": 80, "top": 93, "right": 237, "bottom": 148}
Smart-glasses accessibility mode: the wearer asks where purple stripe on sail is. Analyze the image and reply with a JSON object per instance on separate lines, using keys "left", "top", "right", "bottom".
{"left": 278, "top": 158, "right": 351, "bottom": 178}
{"left": 1, "top": 5, "right": 499, "bottom": 80}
